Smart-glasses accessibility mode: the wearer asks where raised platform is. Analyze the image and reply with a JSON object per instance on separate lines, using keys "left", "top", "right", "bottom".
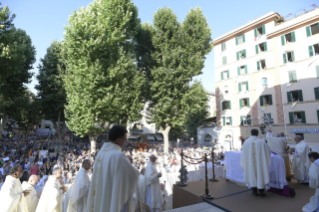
{"left": 173, "top": 178, "right": 315, "bottom": 212}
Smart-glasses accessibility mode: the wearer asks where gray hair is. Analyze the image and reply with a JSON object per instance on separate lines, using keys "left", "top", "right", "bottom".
{"left": 52, "top": 167, "right": 61, "bottom": 175}
{"left": 295, "top": 135, "right": 303, "bottom": 140}
{"left": 9, "top": 165, "right": 21, "bottom": 175}
{"left": 278, "top": 132, "right": 284, "bottom": 137}
{"left": 82, "top": 159, "right": 90, "bottom": 166}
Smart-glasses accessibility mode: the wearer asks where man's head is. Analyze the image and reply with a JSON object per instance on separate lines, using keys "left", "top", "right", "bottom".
{"left": 52, "top": 167, "right": 62, "bottom": 179}
{"left": 308, "top": 152, "right": 319, "bottom": 163}
{"left": 294, "top": 135, "right": 303, "bottom": 143}
{"left": 35, "top": 162, "right": 38, "bottom": 167}
{"left": 108, "top": 125, "right": 127, "bottom": 148}
{"left": 28, "top": 175, "right": 38, "bottom": 186}
{"left": 276, "top": 132, "right": 285, "bottom": 138}
{"left": 82, "top": 159, "right": 91, "bottom": 171}
{"left": 150, "top": 154, "right": 157, "bottom": 163}
{"left": 9, "top": 165, "right": 23, "bottom": 178}
{"left": 251, "top": 129, "right": 259, "bottom": 136}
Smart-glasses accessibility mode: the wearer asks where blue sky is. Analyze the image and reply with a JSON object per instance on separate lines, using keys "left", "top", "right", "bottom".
{"left": 2, "top": 0, "right": 314, "bottom": 94}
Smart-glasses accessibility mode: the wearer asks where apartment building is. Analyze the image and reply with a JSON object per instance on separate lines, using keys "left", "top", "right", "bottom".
{"left": 213, "top": 9, "right": 319, "bottom": 150}
{"left": 206, "top": 90, "right": 216, "bottom": 117}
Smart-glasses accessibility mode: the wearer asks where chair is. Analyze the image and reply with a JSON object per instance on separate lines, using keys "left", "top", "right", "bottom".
{"left": 138, "top": 199, "right": 151, "bottom": 212}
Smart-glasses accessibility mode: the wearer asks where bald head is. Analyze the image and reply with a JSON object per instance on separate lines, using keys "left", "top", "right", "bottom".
{"left": 28, "top": 175, "right": 38, "bottom": 186}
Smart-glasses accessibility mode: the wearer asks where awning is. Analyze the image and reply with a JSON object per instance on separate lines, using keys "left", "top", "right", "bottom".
{"left": 129, "top": 135, "right": 141, "bottom": 140}
{"left": 155, "top": 136, "right": 163, "bottom": 141}
{"left": 147, "top": 135, "right": 155, "bottom": 141}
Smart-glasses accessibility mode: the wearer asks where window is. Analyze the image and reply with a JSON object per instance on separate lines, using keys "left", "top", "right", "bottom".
{"left": 254, "top": 25, "right": 266, "bottom": 38}
{"left": 287, "top": 90, "right": 303, "bottom": 102}
{"left": 309, "top": 44, "right": 319, "bottom": 57}
{"left": 255, "top": 42, "right": 268, "bottom": 54}
{"left": 257, "top": 59, "right": 266, "bottom": 70}
{"left": 236, "top": 50, "right": 246, "bottom": 60}
{"left": 283, "top": 51, "right": 295, "bottom": 63}
{"left": 259, "top": 95, "right": 273, "bottom": 106}
{"left": 315, "top": 87, "right": 319, "bottom": 100}
{"left": 306, "top": 23, "right": 319, "bottom": 37}
{"left": 221, "top": 70, "right": 229, "bottom": 80}
{"left": 240, "top": 115, "right": 251, "bottom": 125}
{"left": 317, "top": 110, "right": 319, "bottom": 123}
{"left": 316, "top": 66, "right": 319, "bottom": 78}
{"left": 236, "top": 34, "right": 245, "bottom": 45}
{"left": 237, "top": 65, "right": 247, "bottom": 75}
{"left": 239, "top": 98, "right": 250, "bottom": 108}
{"left": 281, "top": 32, "right": 296, "bottom": 46}
{"left": 288, "top": 71, "right": 297, "bottom": 83}
{"left": 221, "top": 42, "right": 226, "bottom": 51}
{"left": 222, "top": 117, "right": 232, "bottom": 126}
{"left": 224, "top": 85, "right": 229, "bottom": 94}
{"left": 238, "top": 81, "right": 249, "bottom": 92}
{"left": 289, "top": 111, "right": 306, "bottom": 124}
{"left": 264, "top": 113, "right": 272, "bottom": 124}
{"left": 222, "top": 56, "right": 227, "bottom": 65}
{"left": 222, "top": 101, "right": 231, "bottom": 110}
{"left": 262, "top": 78, "right": 268, "bottom": 88}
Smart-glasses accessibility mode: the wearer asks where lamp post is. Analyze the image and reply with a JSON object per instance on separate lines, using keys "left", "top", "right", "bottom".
{"left": 209, "top": 140, "right": 219, "bottom": 182}
{"left": 201, "top": 153, "right": 214, "bottom": 199}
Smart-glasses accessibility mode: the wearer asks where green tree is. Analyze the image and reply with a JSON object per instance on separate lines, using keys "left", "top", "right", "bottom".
{"left": 62, "top": 0, "right": 144, "bottom": 152}
{"left": 36, "top": 41, "right": 66, "bottom": 142}
{"left": 145, "top": 7, "right": 212, "bottom": 152}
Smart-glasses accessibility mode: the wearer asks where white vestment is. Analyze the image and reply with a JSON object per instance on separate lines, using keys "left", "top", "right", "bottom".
{"left": 294, "top": 140, "right": 311, "bottom": 182}
{"left": 145, "top": 161, "right": 162, "bottom": 212}
{"left": 67, "top": 167, "right": 90, "bottom": 212}
{"left": 63, "top": 185, "right": 72, "bottom": 212}
{"left": 138, "top": 175, "right": 146, "bottom": 203}
{"left": 22, "top": 182, "right": 38, "bottom": 212}
{"left": 85, "top": 142, "right": 139, "bottom": 212}
{"left": 269, "top": 153, "right": 288, "bottom": 189}
{"left": 36, "top": 176, "right": 63, "bottom": 212}
{"left": 266, "top": 135, "right": 287, "bottom": 161}
{"left": 161, "top": 190, "right": 168, "bottom": 211}
{"left": 240, "top": 136, "right": 271, "bottom": 189}
{"left": 0, "top": 175, "right": 28, "bottom": 212}
{"left": 303, "top": 159, "right": 319, "bottom": 212}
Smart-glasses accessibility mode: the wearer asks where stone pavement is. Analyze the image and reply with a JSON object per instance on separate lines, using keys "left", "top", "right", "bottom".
{"left": 164, "top": 202, "right": 225, "bottom": 212}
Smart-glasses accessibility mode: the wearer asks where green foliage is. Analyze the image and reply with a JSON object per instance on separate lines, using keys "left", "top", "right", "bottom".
{"left": 62, "top": 0, "right": 145, "bottom": 141}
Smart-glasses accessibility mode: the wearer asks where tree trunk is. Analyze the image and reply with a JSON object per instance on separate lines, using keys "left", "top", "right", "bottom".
{"left": 89, "top": 135, "right": 97, "bottom": 154}
{"left": 0, "top": 112, "right": 7, "bottom": 140}
{"left": 159, "top": 126, "right": 171, "bottom": 153}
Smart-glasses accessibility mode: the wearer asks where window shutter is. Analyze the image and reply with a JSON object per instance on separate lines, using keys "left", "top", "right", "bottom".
{"left": 237, "top": 52, "right": 239, "bottom": 60}
{"left": 317, "top": 110, "right": 319, "bottom": 123}
{"left": 243, "top": 34, "right": 245, "bottom": 43}
{"left": 281, "top": 35, "right": 285, "bottom": 46}
{"left": 283, "top": 53, "right": 287, "bottom": 64}
{"left": 316, "top": 66, "right": 319, "bottom": 78}
{"left": 240, "top": 116, "right": 243, "bottom": 126}
{"left": 264, "top": 42, "right": 267, "bottom": 51}
{"left": 221, "top": 72, "right": 224, "bottom": 80}
{"left": 315, "top": 87, "right": 319, "bottom": 100}
{"left": 287, "top": 92, "right": 292, "bottom": 103}
{"left": 260, "top": 96, "right": 264, "bottom": 106}
{"left": 262, "top": 25, "right": 266, "bottom": 34}
{"left": 229, "top": 117, "right": 232, "bottom": 126}
{"left": 301, "top": 111, "right": 306, "bottom": 123}
{"left": 247, "top": 98, "right": 250, "bottom": 107}
{"left": 298, "top": 90, "right": 303, "bottom": 101}
{"left": 293, "top": 71, "right": 297, "bottom": 82}
{"left": 267, "top": 95, "right": 272, "bottom": 105}
{"left": 291, "top": 31, "right": 296, "bottom": 42}
{"left": 288, "top": 72, "right": 292, "bottom": 82}
{"left": 289, "top": 112, "right": 294, "bottom": 124}
{"left": 255, "top": 45, "right": 259, "bottom": 54}
{"left": 222, "top": 102, "right": 225, "bottom": 110}
{"left": 223, "top": 117, "right": 226, "bottom": 126}
{"left": 246, "top": 81, "right": 249, "bottom": 90}
{"left": 238, "top": 83, "right": 242, "bottom": 92}
{"left": 291, "top": 51, "right": 295, "bottom": 62}
{"left": 227, "top": 70, "right": 229, "bottom": 79}
{"left": 306, "top": 26, "right": 311, "bottom": 37}
{"left": 254, "top": 28, "right": 257, "bottom": 38}
{"left": 238, "top": 67, "right": 241, "bottom": 76}
{"left": 240, "top": 99, "right": 243, "bottom": 108}
{"left": 228, "top": 101, "right": 231, "bottom": 109}
{"left": 309, "top": 46, "right": 314, "bottom": 57}
{"left": 257, "top": 61, "right": 260, "bottom": 70}
{"left": 236, "top": 37, "right": 238, "bottom": 45}
{"left": 245, "top": 65, "right": 248, "bottom": 74}
{"left": 243, "top": 50, "right": 246, "bottom": 58}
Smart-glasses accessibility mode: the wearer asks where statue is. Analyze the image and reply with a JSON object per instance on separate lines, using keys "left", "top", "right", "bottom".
{"left": 179, "top": 165, "right": 188, "bottom": 183}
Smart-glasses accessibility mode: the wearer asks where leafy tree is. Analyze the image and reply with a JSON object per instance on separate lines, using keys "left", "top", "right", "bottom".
{"left": 62, "top": 0, "right": 144, "bottom": 152}
{"left": 144, "top": 7, "right": 212, "bottom": 152}
{"left": 36, "top": 41, "right": 66, "bottom": 142}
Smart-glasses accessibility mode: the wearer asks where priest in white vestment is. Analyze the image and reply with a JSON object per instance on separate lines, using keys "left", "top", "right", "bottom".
{"left": 86, "top": 125, "right": 139, "bottom": 212}
{"left": 22, "top": 175, "right": 41, "bottom": 212}
{"left": 266, "top": 130, "right": 287, "bottom": 161}
{"left": 145, "top": 154, "right": 162, "bottom": 212}
{"left": 36, "top": 167, "right": 68, "bottom": 212}
{"left": 240, "top": 129, "right": 271, "bottom": 197}
{"left": 0, "top": 165, "right": 30, "bottom": 212}
{"left": 292, "top": 136, "right": 311, "bottom": 183}
{"left": 67, "top": 159, "right": 91, "bottom": 212}
{"left": 160, "top": 183, "right": 168, "bottom": 211}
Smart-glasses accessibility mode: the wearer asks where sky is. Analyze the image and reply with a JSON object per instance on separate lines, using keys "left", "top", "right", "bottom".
{"left": 2, "top": 0, "right": 315, "bottom": 94}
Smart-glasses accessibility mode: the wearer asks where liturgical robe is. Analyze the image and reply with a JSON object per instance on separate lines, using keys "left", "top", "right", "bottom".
{"left": 303, "top": 159, "right": 319, "bottom": 212}
{"left": 22, "top": 182, "right": 38, "bottom": 212}
{"left": 63, "top": 185, "right": 72, "bottom": 212}
{"left": 36, "top": 176, "right": 63, "bottom": 212}
{"left": 67, "top": 167, "right": 90, "bottom": 212}
{"left": 145, "top": 161, "right": 162, "bottom": 212}
{"left": 266, "top": 135, "right": 287, "bottom": 161}
{"left": 0, "top": 175, "right": 28, "bottom": 212}
{"left": 294, "top": 140, "right": 311, "bottom": 182}
{"left": 85, "top": 142, "right": 139, "bottom": 212}
{"left": 240, "top": 136, "right": 271, "bottom": 189}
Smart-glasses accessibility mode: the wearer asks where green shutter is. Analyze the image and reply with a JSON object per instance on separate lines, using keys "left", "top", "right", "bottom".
{"left": 245, "top": 65, "right": 247, "bottom": 74}
{"left": 236, "top": 37, "right": 238, "bottom": 45}
{"left": 291, "top": 51, "right": 295, "bottom": 62}
{"left": 268, "top": 95, "right": 273, "bottom": 105}
{"left": 260, "top": 96, "right": 264, "bottom": 106}
{"left": 240, "top": 99, "right": 243, "bottom": 108}
{"left": 298, "top": 90, "right": 303, "bottom": 101}
{"left": 264, "top": 42, "right": 267, "bottom": 51}
{"left": 247, "top": 98, "right": 250, "bottom": 107}
{"left": 223, "top": 117, "right": 226, "bottom": 126}
{"left": 229, "top": 117, "right": 232, "bottom": 126}
{"left": 262, "top": 25, "right": 266, "bottom": 34}
{"left": 316, "top": 66, "right": 319, "bottom": 78}
{"left": 309, "top": 46, "right": 314, "bottom": 57}
{"left": 293, "top": 71, "right": 297, "bottom": 82}
{"left": 287, "top": 92, "right": 292, "bottom": 103}
{"left": 238, "top": 83, "right": 242, "bottom": 92}
{"left": 291, "top": 31, "right": 296, "bottom": 42}
{"left": 221, "top": 72, "right": 224, "bottom": 80}
{"left": 306, "top": 26, "right": 311, "bottom": 37}
{"left": 237, "top": 52, "right": 239, "bottom": 60}
{"left": 243, "top": 50, "right": 246, "bottom": 58}
{"left": 315, "top": 87, "right": 319, "bottom": 100}
{"left": 301, "top": 111, "right": 306, "bottom": 123}
{"left": 243, "top": 34, "right": 245, "bottom": 43}
{"left": 256, "top": 45, "right": 259, "bottom": 54}
{"left": 283, "top": 53, "right": 287, "bottom": 64}
{"left": 289, "top": 112, "right": 294, "bottom": 124}
{"left": 281, "top": 35, "right": 285, "bottom": 46}
{"left": 257, "top": 61, "right": 260, "bottom": 70}
{"left": 246, "top": 81, "right": 249, "bottom": 90}
{"left": 254, "top": 28, "right": 257, "bottom": 37}
{"left": 238, "top": 67, "right": 241, "bottom": 76}
{"left": 240, "top": 116, "right": 243, "bottom": 126}
{"left": 228, "top": 101, "right": 231, "bottom": 109}
{"left": 288, "top": 72, "right": 292, "bottom": 82}
{"left": 227, "top": 70, "right": 229, "bottom": 79}
{"left": 317, "top": 110, "right": 319, "bottom": 123}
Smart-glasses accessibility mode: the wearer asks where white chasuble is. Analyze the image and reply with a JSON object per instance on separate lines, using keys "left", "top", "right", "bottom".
{"left": 266, "top": 136, "right": 287, "bottom": 161}
{"left": 0, "top": 175, "right": 28, "bottom": 212}
{"left": 22, "top": 182, "right": 38, "bottom": 212}
{"left": 240, "top": 136, "right": 271, "bottom": 189}
{"left": 303, "top": 159, "right": 319, "bottom": 212}
{"left": 63, "top": 185, "right": 72, "bottom": 212}
{"left": 36, "top": 176, "right": 63, "bottom": 212}
{"left": 294, "top": 140, "right": 311, "bottom": 182}
{"left": 145, "top": 161, "right": 162, "bottom": 211}
{"left": 67, "top": 168, "right": 90, "bottom": 212}
{"left": 85, "top": 142, "right": 139, "bottom": 212}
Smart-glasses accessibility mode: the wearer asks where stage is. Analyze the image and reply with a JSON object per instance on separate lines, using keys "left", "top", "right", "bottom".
{"left": 173, "top": 178, "right": 315, "bottom": 212}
